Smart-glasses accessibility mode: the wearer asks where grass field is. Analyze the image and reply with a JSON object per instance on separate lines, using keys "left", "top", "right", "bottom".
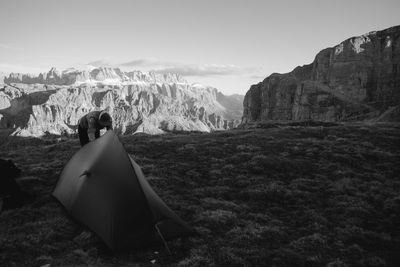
{"left": 1, "top": 123, "right": 400, "bottom": 266}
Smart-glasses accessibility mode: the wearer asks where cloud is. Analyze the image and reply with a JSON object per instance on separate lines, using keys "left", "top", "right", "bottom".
{"left": 0, "top": 44, "right": 10, "bottom": 49}
{"left": 119, "top": 58, "right": 163, "bottom": 67}
{"left": 87, "top": 60, "right": 113, "bottom": 67}
{"left": 89, "top": 58, "right": 260, "bottom": 77}
{"left": 153, "top": 64, "right": 249, "bottom": 77}
{"left": 120, "top": 58, "right": 257, "bottom": 77}
{"left": 249, "top": 74, "right": 267, "bottom": 79}
{"left": 0, "top": 43, "right": 19, "bottom": 50}
{"left": 120, "top": 59, "right": 149, "bottom": 66}
{"left": 88, "top": 58, "right": 169, "bottom": 68}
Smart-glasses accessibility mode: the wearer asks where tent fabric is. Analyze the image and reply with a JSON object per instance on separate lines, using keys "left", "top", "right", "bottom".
{"left": 52, "top": 131, "right": 193, "bottom": 250}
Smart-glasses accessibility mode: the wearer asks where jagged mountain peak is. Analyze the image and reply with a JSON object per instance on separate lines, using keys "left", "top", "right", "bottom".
{"left": 3, "top": 66, "right": 188, "bottom": 85}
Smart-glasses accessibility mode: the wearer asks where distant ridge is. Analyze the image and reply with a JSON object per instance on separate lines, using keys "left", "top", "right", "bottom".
{"left": 4, "top": 67, "right": 186, "bottom": 86}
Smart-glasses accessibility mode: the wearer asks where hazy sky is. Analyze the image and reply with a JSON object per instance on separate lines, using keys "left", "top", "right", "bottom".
{"left": 0, "top": 0, "right": 399, "bottom": 94}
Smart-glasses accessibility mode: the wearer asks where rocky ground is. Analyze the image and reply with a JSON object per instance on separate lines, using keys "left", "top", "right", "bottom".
{"left": 1, "top": 123, "right": 400, "bottom": 266}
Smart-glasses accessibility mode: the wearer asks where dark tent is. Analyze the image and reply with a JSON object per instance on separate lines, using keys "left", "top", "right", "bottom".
{"left": 52, "top": 131, "right": 193, "bottom": 250}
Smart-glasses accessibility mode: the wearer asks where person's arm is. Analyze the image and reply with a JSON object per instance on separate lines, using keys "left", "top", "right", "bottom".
{"left": 87, "top": 117, "right": 97, "bottom": 141}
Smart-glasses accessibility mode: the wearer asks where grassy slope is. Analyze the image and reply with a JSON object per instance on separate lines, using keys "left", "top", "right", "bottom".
{"left": 1, "top": 123, "right": 400, "bottom": 266}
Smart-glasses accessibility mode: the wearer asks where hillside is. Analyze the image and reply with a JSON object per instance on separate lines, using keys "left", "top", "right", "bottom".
{"left": 1, "top": 123, "right": 399, "bottom": 266}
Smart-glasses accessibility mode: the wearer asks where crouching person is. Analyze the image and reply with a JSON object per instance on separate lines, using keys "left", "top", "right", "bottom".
{"left": 78, "top": 110, "right": 113, "bottom": 147}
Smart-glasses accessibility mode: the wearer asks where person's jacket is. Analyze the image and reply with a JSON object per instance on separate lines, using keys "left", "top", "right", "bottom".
{"left": 78, "top": 111, "right": 113, "bottom": 132}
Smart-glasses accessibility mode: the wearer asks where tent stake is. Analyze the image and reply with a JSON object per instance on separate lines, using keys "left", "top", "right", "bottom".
{"left": 155, "top": 223, "right": 171, "bottom": 255}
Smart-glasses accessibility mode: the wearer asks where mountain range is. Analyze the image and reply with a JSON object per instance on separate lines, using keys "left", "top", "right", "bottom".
{"left": 0, "top": 68, "right": 243, "bottom": 136}
{"left": 2, "top": 25, "right": 399, "bottom": 137}
{"left": 4, "top": 67, "right": 187, "bottom": 86}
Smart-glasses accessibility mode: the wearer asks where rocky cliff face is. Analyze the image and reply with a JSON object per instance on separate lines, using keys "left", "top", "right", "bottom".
{"left": 0, "top": 69, "right": 243, "bottom": 136}
{"left": 242, "top": 25, "right": 400, "bottom": 123}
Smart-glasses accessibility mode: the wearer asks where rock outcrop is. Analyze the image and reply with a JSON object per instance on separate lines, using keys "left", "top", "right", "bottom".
{"left": 0, "top": 69, "right": 243, "bottom": 136}
{"left": 242, "top": 25, "right": 400, "bottom": 123}
{"left": 0, "top": 72, "right": 6, "bottom": 84}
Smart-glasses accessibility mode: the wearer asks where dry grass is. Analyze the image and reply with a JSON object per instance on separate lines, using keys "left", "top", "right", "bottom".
{"left": 1, "top": 123, "right": 400, "bottom": 266}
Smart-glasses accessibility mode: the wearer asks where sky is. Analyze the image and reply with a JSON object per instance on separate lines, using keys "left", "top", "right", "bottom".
{"left": 0, "top": 0, "right": 399, "bottom": 95}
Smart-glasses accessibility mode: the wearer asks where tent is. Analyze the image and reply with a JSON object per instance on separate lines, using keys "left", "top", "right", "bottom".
{"left": 52, "top": 131, "right": 193, "bottom": 250}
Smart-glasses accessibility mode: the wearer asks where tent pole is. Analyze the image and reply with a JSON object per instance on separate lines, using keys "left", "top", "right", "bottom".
{"left": 155, "top": 223, "right": 171, "bottom": 255}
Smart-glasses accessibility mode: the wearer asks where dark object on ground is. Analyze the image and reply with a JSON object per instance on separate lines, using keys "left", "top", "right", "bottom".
{"left": 0, "top": 158, "right": 27, "bottom": 210}
{"left": 0, "top": 158, "right": 21, "bottom": 196}
{"left": 52, "top": 131, "right": 193, "bottom": 250}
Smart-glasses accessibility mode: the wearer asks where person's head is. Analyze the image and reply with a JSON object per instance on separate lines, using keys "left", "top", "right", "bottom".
{"left": 98, "top": 111, "right": 112, "bottom": 127}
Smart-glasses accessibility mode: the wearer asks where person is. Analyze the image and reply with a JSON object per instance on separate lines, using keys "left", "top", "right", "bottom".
{"left": 78, "top": 110, "right": 113, "bottom": 147}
